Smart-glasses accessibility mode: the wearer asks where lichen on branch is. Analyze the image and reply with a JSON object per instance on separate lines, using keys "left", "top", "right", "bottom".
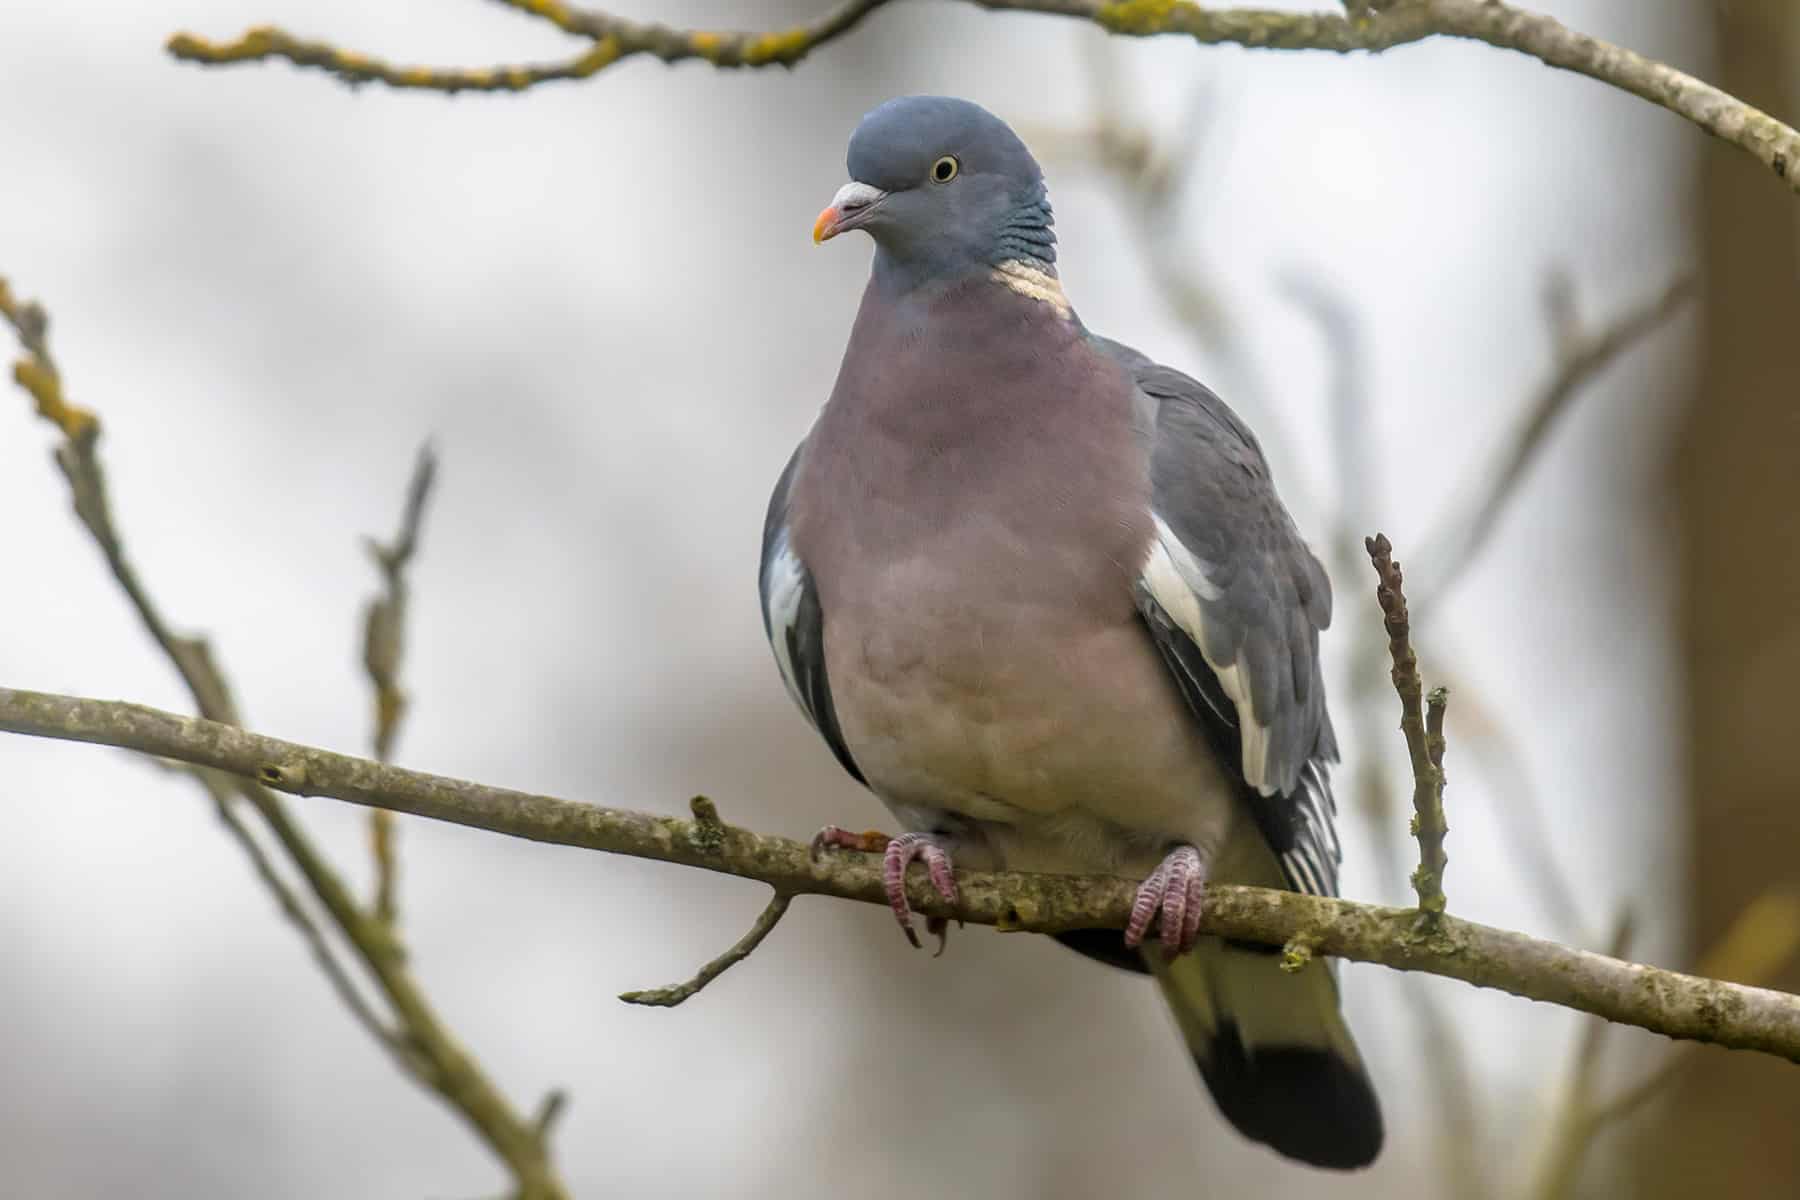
{"left": 162, "top": 1, "right": 1800, "bottom": 200}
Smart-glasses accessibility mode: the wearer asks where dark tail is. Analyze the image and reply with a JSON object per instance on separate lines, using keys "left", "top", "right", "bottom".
{"left": 1149, "top": 936, "right": 1383, "bottom": 1169}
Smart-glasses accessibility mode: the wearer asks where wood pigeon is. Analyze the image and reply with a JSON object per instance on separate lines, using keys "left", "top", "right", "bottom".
{"left": 760, "top": 95, "right": 1381, "bottom": 1170}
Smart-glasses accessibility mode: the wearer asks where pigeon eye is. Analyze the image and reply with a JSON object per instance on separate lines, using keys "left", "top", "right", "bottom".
{"left": 930, "top": 155, "right": 959, "bottom": 184}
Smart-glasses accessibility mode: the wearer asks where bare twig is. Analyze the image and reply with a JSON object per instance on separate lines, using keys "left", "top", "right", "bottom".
{"left": 166, "top": 28, "right": 626, "bottom": 93}
{"left": 533, "top": 1090, "right": 569, "bottom": 1141}
{"left": 4, "top": 278, "right": 567, "bottom": 1200}
{"left": 150, "top": 759, "right": 420, "bottom": 1075}
{"left": 1414, "top": 273, "right": 1695, "bottom": 609}
{"left": 0, "top": 278, "right": 95, "bottom": 441}
{"left": 1530, "top": 894, "right": 1800, "bottom": 1200}
{"left": 619, "top": 890, "right": 795, "bottom": 1007}
{"left": 362, "top": 444, "right": 439, "bottom": 925}
{"left": 164, "top": 1, "right": 1800, "bottom": 199}
{"left": 166, "top": 0, "right": 890, "bottom": 93}
{"left": 1366, "top": 534, "right": 1450, "bottom": 920}
{"left": 1294, "top": 279, "right": 1485, "bottom": 1195}
{"left": 9, "top": 688, "right": 1800, "bottom": 1065}
{"left": 3, "top": 278, "right": 239, "bottom": 724}
{"left": 1530, "top": 910, "right": 1638, "bottom": 1200}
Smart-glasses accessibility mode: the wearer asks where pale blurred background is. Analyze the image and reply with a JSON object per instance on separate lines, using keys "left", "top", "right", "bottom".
{"left": 4, "top": 1, "right": 1795, "bottom": 1197}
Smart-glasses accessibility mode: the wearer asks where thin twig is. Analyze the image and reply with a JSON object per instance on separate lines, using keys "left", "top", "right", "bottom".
{"left": 362, "top": 444, "right": 439, "bottom": 925}
{"left": 1529, "top": 910, "right": 1638, "bottom": 1200}
{"left": 1530, "top": 893, "right": 1800, "bottom": 1200}
{"left": 149, "top": 759, "right": 423, "bottom": 1076}
{"left": 1414, "top": 273, "right": 1694, "bottom": 609}
{"left": 162, "top": 1, "right": 1800, "bottom": 199}
{"left": 0, "top": 278, "right": 95, "bottom": 441}
{"left": 1301, "top": 279, "right": 1484, "bottom": 1195}
{"left": 166, "top": 0, "right": 891, "bottom": 93}
{"left": 10, "top": 688, "right": 1800, "bottom": 1065}
{"left": 533, "top": 1090, "right": 569, "bottom": 1142}
{"left": 1366, "top": 533, "right": 1450, "bottom": 920}
{"left": 619, "top": 890, "right": 795, "bottom": 1007}
{"left": 4, "top": 279, "right": 567, "bottom": 1200}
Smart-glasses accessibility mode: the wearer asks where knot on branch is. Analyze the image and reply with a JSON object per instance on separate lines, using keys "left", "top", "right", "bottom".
{"left": 688, "top": 796, "right": 726, "bottom": 854}
{"left": 258, "top": 760, "right": 309, "bottom": 789}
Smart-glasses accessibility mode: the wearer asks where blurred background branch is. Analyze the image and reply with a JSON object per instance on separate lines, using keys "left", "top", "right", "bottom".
{"left": 2, "top": 279, "right": 570, "bottom": 1200}
{"left": 1412, "top": 273, "right": 1694, "bottom": 613}
{"left": 362, "top": 443, "right": 438, "bottom": 925}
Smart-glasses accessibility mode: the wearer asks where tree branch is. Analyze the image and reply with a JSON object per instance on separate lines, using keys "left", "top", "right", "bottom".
{"left": 165, "top": 0, "right": 890, "bottom": 94}
{"left": 151, "top": 758, "right": 427, "bottom": 1077}
{"left": 361, "top": 443, "right": 439, "bottom": 925}
{"left": 4, "top": 277, "right": 568, "bottom": 1200}
{"left": 164, "top": 1, "right": 1800, "bottom": 199}
{"left": 1366, "top": 533, "right": 1451, "bottom": 921}
{"left": 620, "top": 860, "right": 795, "bottom": 1009}
{"left": 6, "top": 687, "right": 1800, "bottom": 1066}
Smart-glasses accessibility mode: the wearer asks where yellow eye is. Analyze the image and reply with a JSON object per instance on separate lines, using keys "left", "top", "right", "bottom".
{"left": 930, "top": 155, "right": 959, "bottom": 184}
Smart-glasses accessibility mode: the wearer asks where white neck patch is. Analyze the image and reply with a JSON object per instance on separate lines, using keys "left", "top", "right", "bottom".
{"left": 990, "top": 259, "right": 1072, "bottom": 320}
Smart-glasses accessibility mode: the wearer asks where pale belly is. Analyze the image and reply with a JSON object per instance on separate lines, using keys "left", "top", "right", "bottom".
{"left": 824, "top": 557, "right": 1238, "bottom": 876}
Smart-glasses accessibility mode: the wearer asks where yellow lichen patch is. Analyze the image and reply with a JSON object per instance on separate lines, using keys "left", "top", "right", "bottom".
{"left": 13, "top": 360, "right": 98, "bottom": 442}
{"left": 688, "top": 31, "right": 723, "bottom": 58}
{"left": 1280, "top": 930, "right": 1322, "bottom": 974}
{"left": 508, "top": 0, "right": 572, "bottom": 27}
{"left": 1095, "top": 0, "right": 1194, "bottom": 36}
{"left": 576, "top": 37, "right": 624, "bottom": 75}
{"left": 740, "top": 27, "right": 813, "bottom": 66}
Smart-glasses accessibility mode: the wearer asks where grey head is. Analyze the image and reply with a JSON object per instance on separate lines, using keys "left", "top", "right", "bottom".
{"left": 813, "top": 96, "right": 1056, "bottom": 294}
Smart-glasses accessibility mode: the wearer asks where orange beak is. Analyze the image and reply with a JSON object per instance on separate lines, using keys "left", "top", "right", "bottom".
{"left": 813, "top": 205, "right": 841, "bottom": 245}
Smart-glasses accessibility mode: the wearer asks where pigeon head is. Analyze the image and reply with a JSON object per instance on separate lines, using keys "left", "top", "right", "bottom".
{"left": 813, "top": 96, "right": 1057, "bottom": 289}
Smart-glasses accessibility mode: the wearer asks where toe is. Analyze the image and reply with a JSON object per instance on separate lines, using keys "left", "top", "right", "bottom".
{"left": 1125, "top": 863, "right": 1167, "bottom": 950}
{"left": 1159, "top": 856, "right": 1190, "bottom": 958}
{"left": 1179, "top": 871, "right": 1206, "bottom": 950}
{"left": 923, "top": 845, "right": 959, "bottom": 905}
{"left": 883, "top": 840, "right": 920, "bottom": 944}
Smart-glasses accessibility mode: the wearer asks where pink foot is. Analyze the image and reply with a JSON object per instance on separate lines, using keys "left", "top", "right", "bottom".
{"left": 1124, "top": 845, "right": 1207, "bottom": 959}
{"left": 884, "top": 832, "right": 959, "bottom": 952}
{"left": 809, "top": 825, "right": 959, "bottom": 952}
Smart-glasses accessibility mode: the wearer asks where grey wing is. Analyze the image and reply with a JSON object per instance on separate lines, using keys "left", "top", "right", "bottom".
{"left": 1110, "top": 344, "right": 1343, "bottom": 898}
{"left": 759, "top": 443, "right": 866, "bottom": 787}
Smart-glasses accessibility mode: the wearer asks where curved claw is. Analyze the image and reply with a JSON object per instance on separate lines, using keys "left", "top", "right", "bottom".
{"left": 884, "top": 832, "right": 959, "bottom": 950}
{"left": 1123, "top": 844, "right": 1207, "bottom": 958}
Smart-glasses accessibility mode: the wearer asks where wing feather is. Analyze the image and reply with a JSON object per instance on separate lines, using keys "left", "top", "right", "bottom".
{"left": 1113, "top": 345, "right": 1344, "bottom": 898}
{"left": 759, "top": 444, "right": 865, "bottom": 786}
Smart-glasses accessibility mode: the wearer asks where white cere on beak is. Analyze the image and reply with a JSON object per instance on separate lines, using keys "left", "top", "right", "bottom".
{"left": 830, "top": 181, "right": 888, "bottom": 214}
